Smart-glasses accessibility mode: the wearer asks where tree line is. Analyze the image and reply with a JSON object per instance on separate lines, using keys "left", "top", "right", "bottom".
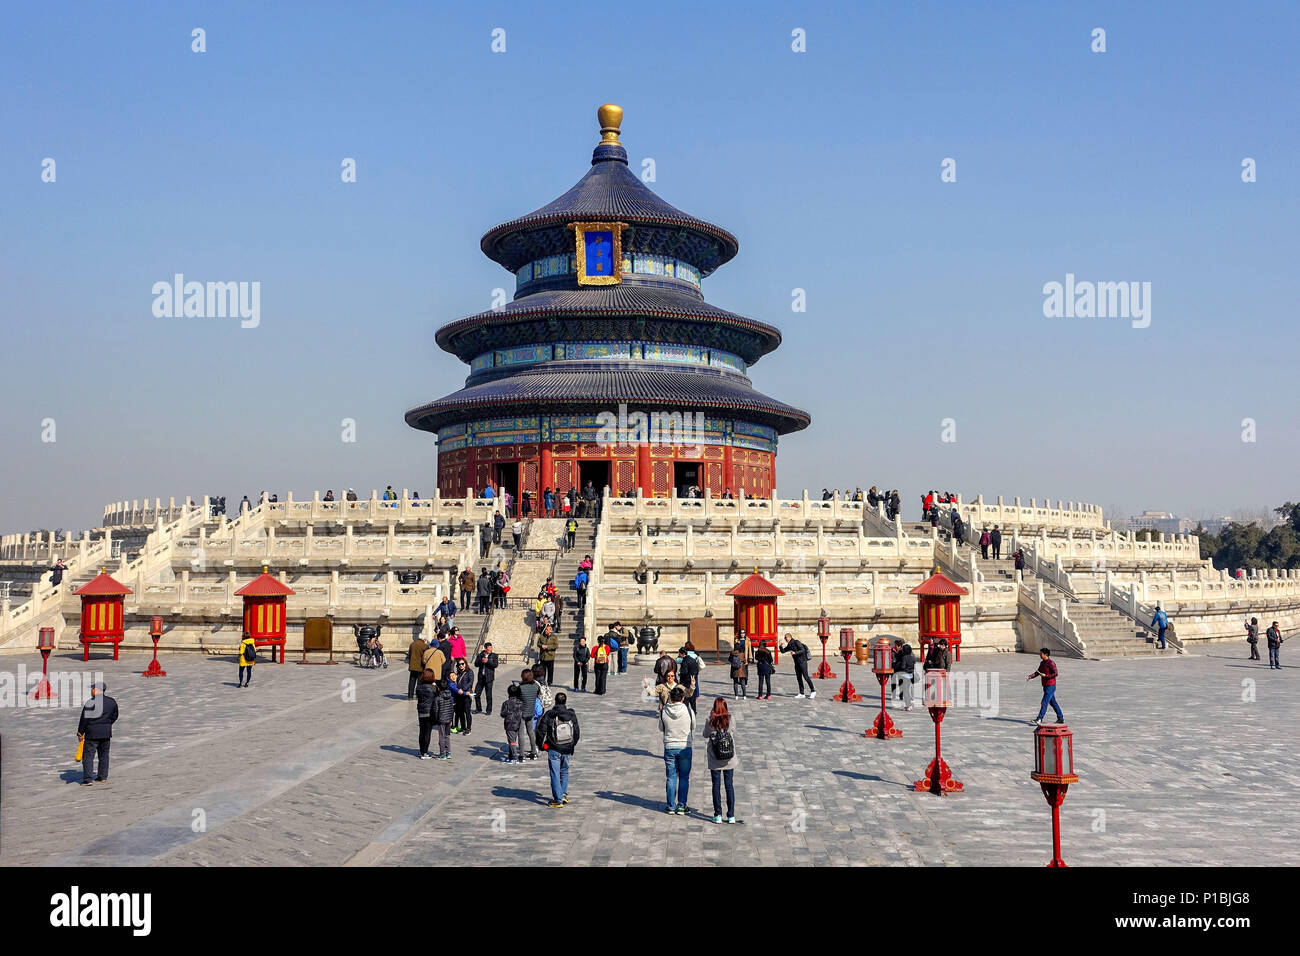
{"left": 1195, "top": 503, "right": 1300, "bottom": 571}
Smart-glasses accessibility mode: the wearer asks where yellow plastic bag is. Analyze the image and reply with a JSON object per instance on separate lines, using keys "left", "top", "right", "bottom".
{"left": 74, "top": 738, "right": 84, "bottom": 762}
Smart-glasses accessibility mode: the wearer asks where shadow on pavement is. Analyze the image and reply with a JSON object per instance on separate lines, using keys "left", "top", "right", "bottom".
{"left": 594, "top": 790, "right": 663, "bottom": 812}
{"left": 492, "top": 785, "right": 546, "bottom": 805}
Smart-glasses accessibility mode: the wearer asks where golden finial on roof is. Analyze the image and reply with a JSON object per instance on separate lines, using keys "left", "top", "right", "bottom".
{"left": 598, "top": 104, "right": 623, "bottom": 144}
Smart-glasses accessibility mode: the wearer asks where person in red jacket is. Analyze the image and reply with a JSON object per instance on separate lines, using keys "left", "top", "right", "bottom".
{"left": 1027, "top": 648, "right": 1063, "bottom": 725}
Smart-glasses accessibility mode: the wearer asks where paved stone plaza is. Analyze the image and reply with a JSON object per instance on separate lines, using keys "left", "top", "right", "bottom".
{"left": 1, "top": 647, "right": 1295, "bottom": 867}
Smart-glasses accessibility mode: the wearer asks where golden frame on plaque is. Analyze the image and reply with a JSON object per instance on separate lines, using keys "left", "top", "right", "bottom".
{"left": 571, "top": 221, "right": 627, "bottom": 286}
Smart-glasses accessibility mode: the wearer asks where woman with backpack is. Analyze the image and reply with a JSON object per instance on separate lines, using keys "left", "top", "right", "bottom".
{"left": 702, "top": 698, "right": 739, "bottom": 824}
{"left": 415, "top": 668, "right": 437, "bottom": 759}
{"left": 501, "top": 684, "right": 525, "bottom": 762}
{"left": 1245, "top": 617, "right": 1261, "bottom": 661}
{"left": 517, "top": 669, "right": 541, "bottom": 760}
{"left": 754, "top": 642, "right": 774, "bottom": 700}
{"left": 237, "top": 631, "right": 257, "bottom": 688}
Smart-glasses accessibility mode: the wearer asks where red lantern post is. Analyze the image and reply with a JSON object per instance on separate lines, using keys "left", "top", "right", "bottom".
{"left": 1031, "top": 724, "right": 1080, "bottom": 867}
{"left": 866, "top": 637, "right": 901, "bottom": 739}
{"left": 143, "top": 615, "right": 167, "bottom": 677}
{"left": 32, "top": 626, "right": 56, "bottom": 700}
{"left": 814, "top": 612, "right": 836, "bottom": 679}
{"left": 913, "top": 669, "right": 964, "bottom": 794}
{"left": 833, "top": 627, "right": 862, "bottom": 702}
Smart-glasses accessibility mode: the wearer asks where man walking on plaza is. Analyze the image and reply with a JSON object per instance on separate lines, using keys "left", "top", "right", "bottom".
{"left": 474, "top": 641, "right": 499, "bottom": 714}
{"left": 573, "top": 636, "right": 590, "bottom": 690}
{"left": 537, "top": 692, "right": 580, "bottom": 807}
{"left": 1151, "top": 603, "right": 1169, "bottom": 649}
{"left": 779, "top": 632, "right": 816, "bottom": 699}
{"left": 1028, "top": 648, "right": 1064, "bottom": 725}
{"left": 1267, "top": 620, "right": 1284, "bottom": 669}
{"left": 407, "top": 633, "right": 429, "bottom": 699}
{"left": 77, "top": 682, "right": 119, "bottom": 786}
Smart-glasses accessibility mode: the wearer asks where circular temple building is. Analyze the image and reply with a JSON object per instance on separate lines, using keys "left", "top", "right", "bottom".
{"left": 406, "top": 104, "right": 810, "bottom": 501}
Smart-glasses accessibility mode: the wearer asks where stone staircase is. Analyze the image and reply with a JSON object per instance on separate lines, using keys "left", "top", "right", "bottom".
{"left": 1064, "top": 603, "right": 1175, "bottom": 657}
{"left": 550, "top": 517, "right": 597, "bottom": 657}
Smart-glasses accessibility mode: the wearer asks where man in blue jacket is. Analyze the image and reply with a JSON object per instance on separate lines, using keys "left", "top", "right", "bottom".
{"left": 1151, "top": 604, "right": 1169, "bottom": 649}
{"left": 76, "top": 682, "right": 119, "bottom": 786}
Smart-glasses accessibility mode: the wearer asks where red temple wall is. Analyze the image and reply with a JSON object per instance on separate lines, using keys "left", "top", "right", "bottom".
{"left": 435, "top": 442, "right": 774, "bottom": 502}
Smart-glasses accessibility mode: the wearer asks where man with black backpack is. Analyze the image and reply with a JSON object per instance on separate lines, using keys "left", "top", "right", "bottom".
{"left": 536, "top": 692, "right": 580, "bottom": 808}
{"left": 779, "top": 632, "right": 817, "bottom": 699}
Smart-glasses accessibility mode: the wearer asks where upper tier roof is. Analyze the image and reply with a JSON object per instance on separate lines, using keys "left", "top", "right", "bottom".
{"left": 435, "top": 284, "right": 782, "bottom": 364}
{"left": 479, "top": 108, "right": 739, "bottom": 276}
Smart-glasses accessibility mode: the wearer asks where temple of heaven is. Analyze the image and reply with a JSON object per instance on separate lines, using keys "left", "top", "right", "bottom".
{"left": 405, "top": 104, "right": 810, "bottom": 501}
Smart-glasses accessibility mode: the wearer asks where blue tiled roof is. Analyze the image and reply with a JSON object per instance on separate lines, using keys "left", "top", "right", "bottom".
{"left": 404, "top": 361, "right": 810, "bottom": 435}
{"left": 480, "top": 142, "right": 739, "bottom": 275}
{"left": 436, "top": 285, "right": 782, "bottom": 363}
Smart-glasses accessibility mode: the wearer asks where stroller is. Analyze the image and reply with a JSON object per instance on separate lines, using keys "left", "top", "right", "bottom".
{"left": 353, "top": 624, "right": 386, "bottom": 668}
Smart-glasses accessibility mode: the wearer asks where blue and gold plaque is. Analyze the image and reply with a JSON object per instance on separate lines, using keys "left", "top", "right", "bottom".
{"left": 571, "top": 221, "right": 627, "bottom": 285}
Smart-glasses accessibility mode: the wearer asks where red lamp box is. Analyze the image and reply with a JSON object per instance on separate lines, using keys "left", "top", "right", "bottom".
{"left": 235, "top": 570, "right": 295, "bottom": 663}
{"left": 910, "top": 571, "right": 968, "bottom": 662}
{"left": 725, "top": 572, "right": 784, "bottom": 662}
{"left": 74, "top": 570, "right": 132, "bottom": 661}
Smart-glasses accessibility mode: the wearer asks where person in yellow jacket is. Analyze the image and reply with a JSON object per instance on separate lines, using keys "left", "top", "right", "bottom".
{"left": 238, "top": 631, "right": 257, "bottom": 688}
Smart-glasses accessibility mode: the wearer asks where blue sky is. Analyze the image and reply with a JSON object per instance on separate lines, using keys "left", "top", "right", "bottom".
{"left": 2, "top": 0, "right": 1297, "bottom": 533}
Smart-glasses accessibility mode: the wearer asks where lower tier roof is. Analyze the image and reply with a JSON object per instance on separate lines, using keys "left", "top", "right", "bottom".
{"left": 405, "top": 361, "right": 810, "bottom": 435}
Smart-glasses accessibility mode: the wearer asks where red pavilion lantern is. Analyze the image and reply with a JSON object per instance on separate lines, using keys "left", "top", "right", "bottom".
{"left": 236, "top": 567, "right": 295, "bottom": 663}
{"left": 1030, "top": 724, "right": 1080, "bottom": 867}
{"left": 913, "top": 668, "right": 964, "bottom": 795}
{"left": 75, "top": 569, "right": 131, "bottom": 661}
{"left": 866, "top": 636, "right": 901, "bottom": 740}
{"left": 910, "top": 571, "right": 968, "bottom": 663}
{"left": 726, "top": 572, "right": 784, "bottom": 662}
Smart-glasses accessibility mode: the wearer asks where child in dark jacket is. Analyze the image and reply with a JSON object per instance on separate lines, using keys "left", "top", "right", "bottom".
{"left": 501, "top": 684, "right": 525, "bottom": 763}
{"left": 415, "top": 669, "right": 437, "bottom": 758}
{"left": 433, "top": 682, "right": 455, "bottom": 758}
